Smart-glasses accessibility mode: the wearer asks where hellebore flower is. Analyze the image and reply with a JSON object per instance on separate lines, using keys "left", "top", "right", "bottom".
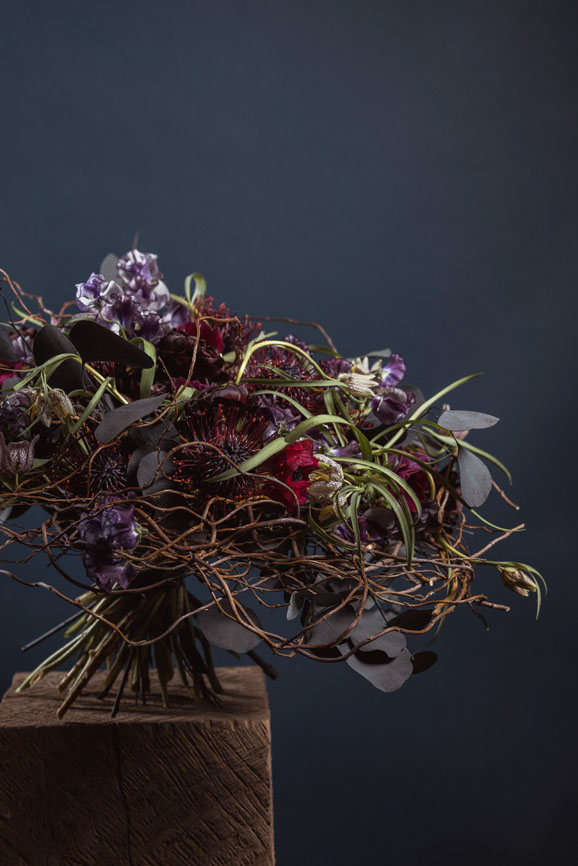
{"left": 78, "top": 496, "right": 140, "bottom": 552}
{"left": 267, "top": 440, "right": 319, "bottom": 509}
{"left": 0, "top": 432, "right": 39, "bottom": 475}
{"left": 499, "top": 567, "right": 537, "bottom": 597}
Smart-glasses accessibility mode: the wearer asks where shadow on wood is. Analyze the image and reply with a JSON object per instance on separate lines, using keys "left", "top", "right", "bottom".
{"left": 0, "top": 667, "right": 274, "bottom": 866}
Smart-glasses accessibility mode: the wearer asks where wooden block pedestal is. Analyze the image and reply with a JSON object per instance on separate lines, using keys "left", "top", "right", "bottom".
{"left": 0, "top": 667, "right": 274, "bottom": 866}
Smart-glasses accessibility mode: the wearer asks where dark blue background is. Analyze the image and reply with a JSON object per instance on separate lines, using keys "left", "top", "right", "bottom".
{"left": 1, "top": 2, "right": 577, "bottom": 863}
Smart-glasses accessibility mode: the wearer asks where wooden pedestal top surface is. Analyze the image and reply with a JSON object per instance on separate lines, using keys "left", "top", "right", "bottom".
{"left": 0, "top": 667, "right": 270, "bottom": 727}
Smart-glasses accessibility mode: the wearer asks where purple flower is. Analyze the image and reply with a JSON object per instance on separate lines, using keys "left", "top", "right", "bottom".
{"left": 83, "top": 552, "right": 137, "bottom": 592}
{"left": 98, "top": 295, "right": 164, "bottom": 343}
{"left": 330, "top": 440, "right": 362, "bottom": 460}
{"left": 371, "top": 387, "right": 415, "bottom": 426}
{"left": 75, "top": 273, "right": 122, "bottom": 312}
{"left": 380, "top": 353, "right": 406, "bottom": 387}
{"left": 162, "top": 298, "right": 192, "bottom": 330}
{"left": 322, "top": 356, "right": 353, "bottom": 378}
{"left": 0, "top": 392, "right": 31, "bottom": 436}
{"left": 117, "top": 249, "right": 169, "bottom": 311}
{"left": 78, "top": 496, "right": 140, "bottom": 551}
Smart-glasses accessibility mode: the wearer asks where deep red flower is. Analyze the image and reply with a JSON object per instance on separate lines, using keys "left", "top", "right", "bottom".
{"left": 179, "top": 319, "right": 225, "bottom": 353}
{"left": 267, "top": 440, "right": 319, "bottom": 510}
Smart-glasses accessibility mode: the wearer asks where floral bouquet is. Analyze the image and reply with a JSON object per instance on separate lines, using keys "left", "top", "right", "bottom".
{"left": 0, "top": 250, "right": 543, "bottom": 718}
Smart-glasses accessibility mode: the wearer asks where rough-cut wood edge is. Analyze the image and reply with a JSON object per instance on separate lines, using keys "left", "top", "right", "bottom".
{"left": 0, "top": 667, "right": 270, "bottom": 726}
{"left": 0, "top": 668, "right": 275, "bottom": 866}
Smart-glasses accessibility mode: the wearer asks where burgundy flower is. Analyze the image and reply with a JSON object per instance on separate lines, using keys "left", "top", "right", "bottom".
{"left": 391, "top": 451, "right": 431, "bottom": 513}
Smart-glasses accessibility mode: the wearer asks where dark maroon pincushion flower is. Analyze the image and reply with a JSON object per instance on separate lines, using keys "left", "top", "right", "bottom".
{"left": 172, "top": 400, "right": 271, "bottom": 501}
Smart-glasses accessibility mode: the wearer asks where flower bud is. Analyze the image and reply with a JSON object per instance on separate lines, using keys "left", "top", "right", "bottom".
{"left": 308, "top": 455, "right": 344, "bottom": 502}
{"left": 499, "top": 566, "right": 536, "bottom": 597}
{"left": 49, "top": 388, "right": 75, "bottom": 420}
{"left": 337, "top": 371, "right": 378, "bottom": 398}
{"left": 0, "top": 432, "right": 39, "bottom": 475}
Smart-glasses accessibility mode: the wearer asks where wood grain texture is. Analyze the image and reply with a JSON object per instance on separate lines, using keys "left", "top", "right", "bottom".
{"left": 0, "top": 668, "right": 275, "bottom": 866}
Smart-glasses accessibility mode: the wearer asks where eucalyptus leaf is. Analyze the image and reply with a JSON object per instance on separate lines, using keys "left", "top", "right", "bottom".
{"left": 69, "top": 321, "right": 154, "bottom": 368}
{"left": 349, "top": 608, "right": 407, "bottom": 656}
{"left": 458, "top": 446, "right": 493, "bottom": 507}
{"left": 195, "top": 600, "right": 262, "bottom": 653}
{"left": 286, "top": 592, "right": 302, "bottom": 621}
{"left": 346, "top": 647, "right": 414, "bottom": 692}
{"left": 389, "top": 609, "right": 433, "bottom": 631}
{"left": 95, "top": 394, "right": 167, "bottom": 444}
{"left": 438, "top": 409, "right": 499, "bottom": 431}
{"left": 411, "top": 651, "right": 438, "bottom": 675}
{"left": 308, "top": 607, "right": 356, "bottom": 645}
{"left": 98, "top": 253, "right": 119, "bottom": 282}
{"left": 0, "top": 507, "right": 12, "bottom": 524}
{"left": 137, "top": 450, "right": 171, "bottom": 489}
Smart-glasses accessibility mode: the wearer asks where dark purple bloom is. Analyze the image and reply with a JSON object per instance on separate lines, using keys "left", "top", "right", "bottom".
{"left": 322, "top": 356, "right": 353, "bottom": 378}
{"left": 162, "top": 298, "right": 192, "bottom": 329}
{"left": 371, "top": 387, "right": 415, "bottom": 426}
{"left": 78, "top": 496, "right": 140, "bottom": 551}
{"left": 83, "top": 551, "right": 137, "bottom": 592}
{"left": 333, "top": 515, "right": 383, "bottom": 546}
{"left": 330, "top": 440, "right": 363, "bottom": 460}
{"left": 380, "top": 353, "right": 406, "bottom": 387}
{"left": 98, "top": 295, "right": 164, "bottom": 343}
{"left": 0, "top": 392, "right": 31, "bottom": 436}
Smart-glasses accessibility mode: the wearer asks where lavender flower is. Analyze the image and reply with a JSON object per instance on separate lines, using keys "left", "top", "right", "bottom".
{"left": 75, "top": 273, "right": 122, "bottom": 312}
